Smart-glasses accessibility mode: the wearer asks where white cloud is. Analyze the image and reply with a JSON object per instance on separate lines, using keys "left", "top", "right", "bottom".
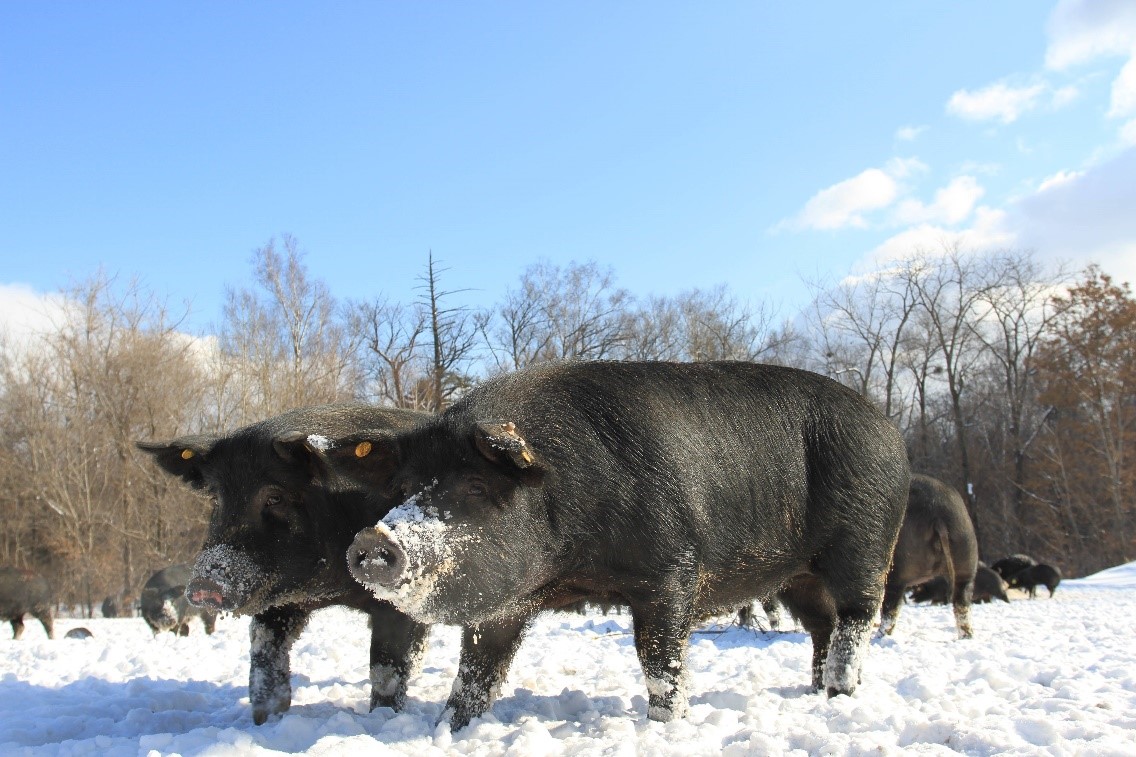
{"left": 865, "top": 207, "right": 1014, "bottom": 269}
{"left": 895, "top": 125, "right": 927, "bottom": 142}
{"left": 1045, "top": 0, "right": 1136, "bottom": 70}
{"left": 893, "top": 176, "right": 985, "bottom": 226}
{"left": 1046, "top": 0, "right": 1136, "bottom": 139}
{"left": 1037, "top": 169, "right": 1084, "bottom": 192}
{"left": 777, "top": 169, "right": 898, "bottom": 231}
{"left": 1051, "top": 85, "right": 1081, "bottom": 109}
{"left": 947, "top": 82, "right": 1047, "bottom": 124}
{"left": 1109, "top": 54, "right": 1136, "bottom": 117}
{"left": 958, "top": 160, "right": 1002, "bottom": 177}
{"left": 1004, "top": 147, "right": 1136, "bottom": 283}
{"left": 856, "top": 149, "right": 1136, "bottom": 289}
{"left": 0, "top": 283, "right": 69, "bottom": 349}
{"left": 885, "top": 157, "right": 926, "bottom": 179}
{"left": 774, "top": 159, "right": 930, "bottom": 232}
{"left": 1121, "top": 117, "right": 1136, "bottom": 146}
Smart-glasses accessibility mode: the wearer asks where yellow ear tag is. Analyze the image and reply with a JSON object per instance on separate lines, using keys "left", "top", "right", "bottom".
{"left": 355, "top": 441, "right": 372, "bottom": 458}
{"left": 180, "top": 449, "right": 195, "bottom": 460}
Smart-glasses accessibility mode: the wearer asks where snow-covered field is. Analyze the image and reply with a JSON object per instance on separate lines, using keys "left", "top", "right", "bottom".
{"left": 3, "top": 565, "right": 1135, "bottom": 756}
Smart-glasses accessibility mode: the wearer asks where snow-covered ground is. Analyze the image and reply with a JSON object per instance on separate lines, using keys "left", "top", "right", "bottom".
{"left": 3, "top": 564, "right": 1135, "bottom": 756}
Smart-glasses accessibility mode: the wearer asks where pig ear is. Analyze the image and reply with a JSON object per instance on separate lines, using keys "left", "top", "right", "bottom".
{"left": 474, "top": 421, "right": 538, "bottom": 470}
{"left": 272, "top": 431, "right": 331, "bottom": 480}
{"left": 136, "top": 436, "right": 217, "bottom": 489}
{"left": 318, "top": 431, "right": 401, "bottom": 491}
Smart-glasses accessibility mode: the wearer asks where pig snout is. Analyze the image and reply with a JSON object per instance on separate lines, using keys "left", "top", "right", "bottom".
{"left": 186, "top": 577, "right": 226, "bottom": 610}
{"left": 348, "top": 527, "right": 407, "bottom": 588}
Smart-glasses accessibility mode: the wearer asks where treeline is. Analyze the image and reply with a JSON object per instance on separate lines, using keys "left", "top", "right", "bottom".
{"left": 0, "top": 234, "right": 1132, "bottom": 614}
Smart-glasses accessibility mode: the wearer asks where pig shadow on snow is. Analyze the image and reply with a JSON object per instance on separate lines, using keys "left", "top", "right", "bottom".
{"left": 0, "top": 677, "right": 247, "bottom": 748}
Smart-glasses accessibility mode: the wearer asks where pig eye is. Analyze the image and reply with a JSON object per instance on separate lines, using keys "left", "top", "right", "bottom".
{"left": 261, "top": 491, "right": 289, "bottom": 521}
{"left": 466, "top": 481, "right": 488, "bottom": 498}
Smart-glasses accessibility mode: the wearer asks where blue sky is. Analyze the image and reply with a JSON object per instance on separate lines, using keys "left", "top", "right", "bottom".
{"left": 2, "top": 1, "right": 1134, "bottom": 336}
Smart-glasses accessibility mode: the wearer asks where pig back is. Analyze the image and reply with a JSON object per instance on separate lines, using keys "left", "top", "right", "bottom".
{"left": 0, "top": 567, "right": 53, "bottom": 615}
{"left": 465, "top": 361, "right": 910, "bottom": 574}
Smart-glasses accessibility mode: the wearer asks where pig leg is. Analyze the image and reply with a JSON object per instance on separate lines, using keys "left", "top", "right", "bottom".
{"left": 820, "top": 578, "right": 884, "bottom": 695}
{"left": 442, "top": 616, "right": 529, "bottom": 731}
{"left": 778, "top": 575, "right": 836, "bottom": 692}
{"left": 877, "top": 578, "right": 905, "bottom": 636}
{"left": 249, "top": 606, "right": 310, "bottom": 725}
{"left": 368, "top": 603, "right": 430, "bottom": 712}
{"left": 823, "top": 603, "right": 876, "bottom": 696}
{"left": 951, "top": 577, "right": 974, "bottom": 639}
{"left": 628, "top": 580, "right": 697, "bottom": 722}
{"left": 761, "top": 596, "right": 783, "bottom": 631}
{"left": 35, "top": 611, "right": 54, "bottom": 640}
{"left": 11, "top": 616, "right": 25, "bottom": 640}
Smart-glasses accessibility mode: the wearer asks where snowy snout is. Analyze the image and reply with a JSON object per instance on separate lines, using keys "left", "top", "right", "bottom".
{"left": 190, "top": 544, "right": 263, "bottom": 612}
{"left": 348, "top": 526, "right": 407, "bottom": 588}
{"left": 185, "top": 576, "right": 226, "bottom": 610}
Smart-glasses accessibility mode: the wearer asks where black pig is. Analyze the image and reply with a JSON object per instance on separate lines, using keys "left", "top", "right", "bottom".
{"left": 101, "top": 595, "right": 121, "bottom": 619}
{"left": 879, "top": 475, "right": 978, "bottom": 638}
{"left": 138, "top": 404, "right": 430, "bottom": 725}
{"left": 1008, "top": 563, "right": 1061, "bottom": 598}
{"left": 0, "top": 566, "right": 55, "bottom": 639}
{"left": 910, "top": 565, "right": 1008, "bottom": 605}
{"left": 140, "top": 564, "right": 217, "bottom": 636}
{"left": 990, "top": 553, "right": 1036, "bottom": 582}
{"left": 326, "top": 361, "right": 910, "bottom": 729}
{"left": 973, "top": 566, "right": 1010, "bottom": 604}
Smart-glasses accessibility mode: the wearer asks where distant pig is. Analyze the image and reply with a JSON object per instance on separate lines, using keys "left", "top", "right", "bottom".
{"left": 879, "top": 475, "right": 978, "bottom": 638}
{"left": 1008, "top": 563, "right": 1062, "bottom": 598}
{"left": 0, "top": 566, "right": 55, "bottom": 639}
{"left": 140, "top": 564, "right": 217, "bottom": 636}
{"left": 908, "top": 576, "right": 949, "bottom": 604}
{"left": 990, "top": 553, "right": 1036, "bottom": 582}
{"left": 325, "top": 361, "right": 910, "bottom": 729}
{"left": 973, "top": 566, "right": 1010, "bottom": 604}
{"left": 101, "top": 595, "right": 121, "bottom": 619}
{"left": 909, "top": 565, "right": 1008, "bottom": 605}
{"left": 138, "top": 404, "right": 430, "bottom": 725}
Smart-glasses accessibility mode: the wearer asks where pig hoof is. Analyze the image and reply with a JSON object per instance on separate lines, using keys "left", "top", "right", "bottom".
{"left": 438, "top": 706, "right": 471, "bottom": 733}
{"left": 370, "top": 691, "right": 406, "bottom": 712}
{"left": 252, "top": 699, "right": 290, "bottom": 725}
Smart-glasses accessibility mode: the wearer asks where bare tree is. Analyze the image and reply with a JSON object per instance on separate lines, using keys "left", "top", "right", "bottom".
{"left": 968, "top": 250, "right": 1065, "bottom": 551}
{"left": 417, "top": 253, "right": 480, "bottom": 411}
{"left": 352, "top": 297, "right": 430, "bottom": 409}
{"left": 620, "top": 295, "right": 685, "bottom": 361}
{"left": 479, "top": 277, "right": 555, "bottom": 372}
{"left": 900, "top": 244, "right": 995, "bottom": 540}
{"left": 220, "top": 235, "right": 357, "bottom": 418}
{"left": 482, "top": 260, "right": 631, "bottom": 369}
{"left": 679, "top": 285, "right": 790, "bottom": 362}
{"left": 0, "top": 274, "right": 210, "bottom": 614}
{"left": 806, "top": 269, "right": 918, "bottom": 424}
